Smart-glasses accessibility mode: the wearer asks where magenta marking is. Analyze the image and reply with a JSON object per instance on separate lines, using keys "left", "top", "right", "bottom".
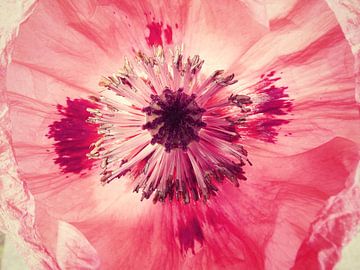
{"left": 178, "top": 217, "right": 204, "bottom": 254}
{"left": 239, "top": 71, "right": 293, "bottom": 143}
{"left": 47, "top": 98, "right": 100, "bottom": 173}
{"left": 145, "top": 21, "right": 173, "bottom": 47}
{"left": 164, "top": 25, "right": 173, "bottom": 44}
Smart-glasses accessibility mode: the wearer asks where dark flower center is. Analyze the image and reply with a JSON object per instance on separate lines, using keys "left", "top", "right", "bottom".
{"left": 142, "top": 88, "right": 206, "bottom": 152}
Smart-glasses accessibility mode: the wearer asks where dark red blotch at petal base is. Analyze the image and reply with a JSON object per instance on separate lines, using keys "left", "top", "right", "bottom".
{"left": 47, "top": 98, "right": 100, "bottom": 174}
{"left": 178, "top": 216, "right": 205, "bottom": 254}
{"left": 256, "top": 71, "right": 292, "bottom": 116}
{"left": 244, "top": 118, "right": 290, "bottom": 143}
{"left": 238, "top": 71, "right": 293, "bottom": 143}
{"left": 175, "top": 200, "right": 261, "bottom": 261}
{"left": 145, "top": 21, "right": 173, "bottom": 47}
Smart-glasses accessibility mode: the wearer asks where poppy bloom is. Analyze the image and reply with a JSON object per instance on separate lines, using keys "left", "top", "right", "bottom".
{"left": 1, "top": 0, "right": 360, "bottom": 269}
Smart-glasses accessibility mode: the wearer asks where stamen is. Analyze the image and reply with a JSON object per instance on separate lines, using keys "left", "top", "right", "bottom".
{"left": 85, "top": 47, "right": 294, "bottom": 204}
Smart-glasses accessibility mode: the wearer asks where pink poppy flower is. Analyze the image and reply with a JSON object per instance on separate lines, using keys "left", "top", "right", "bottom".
{"left": 1, "top": 0, "right": 360, "bottom": 269}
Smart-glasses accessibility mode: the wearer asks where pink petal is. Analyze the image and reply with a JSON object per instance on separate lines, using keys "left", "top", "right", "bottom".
{"left": 293, "top": 169, "right": 360, "bottom": 269}
{"left": 52, "top": 138, "right": 358, "bottom": 269}
{"left": 97, "top": 0, "right": 190, "bottom": 47}
{"left": 7, "top": 0, "right": 193, "bottom": 99}
{"left": 8, "top": 0, "right": 183, "bottom": 99}
{"left": 0, "top": 2, "right": 59, "bottom": 269}
{"left": 183, "top": 0, "right": 268, "bottom": 73}
{"left": 249, "top": 138, "right": 360, "bottom": 269}
{"left": 4, "top": 0, "right": 196, "bottom": 222}
{"left": 56, "top": 220, "right": 101, "bottom": 269}
{"left": 326, "top": 0, "right": 360, "bottom": 102}
{"left": 231, "top": 0, "right": 360, "bottom": 155}
{"left": 34, "top": 206, "right": 100, "bottom": 269}
{"left": 36, "top": 209, "right": 100, "bottom": 269}
{"left": 1, "top": 3, "right": 102, "bottom": 268}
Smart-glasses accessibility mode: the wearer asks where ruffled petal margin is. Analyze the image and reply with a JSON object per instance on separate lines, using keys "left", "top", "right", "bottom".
{"left": 0, "top": 2, "right": 58, "bottom": 269}
{"left": 326, "top": 0, "right": 360, "bottom": 102}
{"left": 0, "top": 1, "right": 100, "bottom": 269}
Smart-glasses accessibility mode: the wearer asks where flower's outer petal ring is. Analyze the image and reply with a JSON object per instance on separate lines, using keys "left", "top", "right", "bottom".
{"left": 0, "top": 1, "right": 60, "bottom": 269}
{"left": 293, "top": 162, "right": 360, "bottom": 269}
{"left": 248, "top": 138, "right": 360, "bottom": 269}
{"left": 1, "top": 1, "right": 101, "bottom": 269}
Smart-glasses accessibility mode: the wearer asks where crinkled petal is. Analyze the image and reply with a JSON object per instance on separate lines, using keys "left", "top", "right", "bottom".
{"left": 293, "top": 164, "right": 360, "bottom": 269}
{"left": 8, "top": 0, "right": 191, "bottom": 101}
{"left": 0, "top": 1, "right": 59, "bottom": 269}
{"left": 1, "top": 1, "right": 100, "bottom": 269}
{"left": 249, "top": 138, "right": 360, "bottom": 269}
{"left": 9, "top": 0, "right": 128, "bottom": 98}
{"left": 230, "top": 0, "right": 360, "bottom": 155}
{"left": 34, "top": 207, "right": 100, "bottom": 270}
{"left": 183, "top": 0, "right": 268, "bottom": 73}
{"left": 49, "top": 138, "right": 358, "bottom": 270}
{"left": 326, "top": 0, "right": 360, "bottom": 102}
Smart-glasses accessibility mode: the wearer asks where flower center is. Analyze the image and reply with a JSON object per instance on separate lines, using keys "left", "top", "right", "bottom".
{"left": 86, "top": 47, "right": 250, "bottom": 203}
{"left": 142, "top": 88, "right": 206, "bottom": 152}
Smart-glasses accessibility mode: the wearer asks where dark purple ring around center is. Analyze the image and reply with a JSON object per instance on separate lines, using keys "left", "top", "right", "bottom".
{"left": 142, "top": 88, "right": 206, "bottom": 152}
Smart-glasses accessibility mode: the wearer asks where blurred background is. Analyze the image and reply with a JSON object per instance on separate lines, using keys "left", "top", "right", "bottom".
{"left": 0, "top": 231, "right": 359, "bottom": 269}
